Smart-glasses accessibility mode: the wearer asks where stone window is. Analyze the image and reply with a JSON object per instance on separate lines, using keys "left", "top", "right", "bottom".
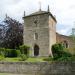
{"left": 52, "top": 21, "right": 53, "bottom": 27}
{"left": 34, "top": 33, "right": 38, "bottom": 40}
{"left": 34, "top": 20, "right": 38, "bottom": 27}
{"left": 63, "top": 41, "right": 68, "bottom": 48}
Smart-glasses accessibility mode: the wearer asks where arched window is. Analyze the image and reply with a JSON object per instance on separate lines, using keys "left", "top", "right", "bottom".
{"left": 63, "top": 41, "right": 68, "bottom": 48}
{"left": 34, "top": 33, "right": 38, "bottom": 40}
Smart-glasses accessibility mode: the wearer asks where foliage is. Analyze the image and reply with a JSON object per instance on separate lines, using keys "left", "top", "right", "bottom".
{"left": 51, "top": 43, "right": 73, "bottom": 61}
{"left": 0, "top": 55, "right": 4, "bottom": 61}
{"left": 52, "top": 43, "right": 63, "bottom": 52}
{"left": 0, "top": 48, "right": 21, "bottom": 57}
{"left": 0, "top": 48, "right": 5, "bottom": 56}
{"left": 64, "top": 48, "right": 75, "bottom": 55}
{"left": 0, "top": 27, "right": 4, "bottom": 47}
{"left": 5, "top": 49, "right": 21, "bottom": 57}
{"left": 69, "top": 35, "right": 75, "bottom": 41}
{"left": 56, "top": 55, "right": 75, "bottom": 61}
{"left": 19, "top": 54, "right": 28, "bottom": 61}
{"left": 2, "top": 16, "right": 23, "bottom": 49}
{"left": 51, "top": 43, "right": 64, "bottom": 59}
{"left": 19, "top": 45, "right": 30, "bottom": 56}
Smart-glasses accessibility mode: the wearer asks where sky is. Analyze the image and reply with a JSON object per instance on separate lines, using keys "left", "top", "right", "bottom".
{"left": 0, "top": 0, "right": 75, "bottom": 35}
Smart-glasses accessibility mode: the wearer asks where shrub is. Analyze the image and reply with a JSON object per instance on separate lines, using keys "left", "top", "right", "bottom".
{"left": 51, "top": 43, "right": 73, "bottom": 61}
{"left": 5, "top": 49, "right": 21, "bottom": 57}
{"left": 0, "top": 55, "right": 4, "bottom": 61}
{"left": 19, "top": 54, "right": 28, "bottom": 61}
{"left": 0, "top": 48, "right": 5, "bottom": 56}
{"left": 19, "top": 45, "right": 30, "bottom": 56}
{"left": 16, "top": 50, "right": 21, "bottom": 57}
{"left": 64, "top": 48, "right": 75, "bottom": 55}
{"left": 52, "top": 43, "right": 63, "bottom": 53}
{"left": 52, "top": 43, "right": 64, "bottom": 59}
{"left": 57, "top": 55, "right": 75, "bottom": 61}
{"left": 0, "top": 48, "right": 21, "bottom": 57}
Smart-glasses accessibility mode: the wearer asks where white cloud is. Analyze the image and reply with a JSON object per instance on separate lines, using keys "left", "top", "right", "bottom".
{"left": 0, "top": 0, "right": 75, "bottom": 35}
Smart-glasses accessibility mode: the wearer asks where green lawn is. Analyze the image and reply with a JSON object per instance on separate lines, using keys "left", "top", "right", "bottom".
{"left": 26, "top": 57, "right": 45, "bottom": 62}
{"left": 4, "top": 57, "right": 21, "bottom": 62}
{"left": 0, "top": 57, "right": 48, "bottom": 62}
{"left": 0, "top": 73, "right": 24, "bottom": 75}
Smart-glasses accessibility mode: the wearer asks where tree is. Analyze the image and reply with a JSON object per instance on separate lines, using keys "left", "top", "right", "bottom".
{"left": 0, "top": 24, "right": 6, "bottom": 47}
{"left": 3, "top": 16, "right": 23, "bottom": 49}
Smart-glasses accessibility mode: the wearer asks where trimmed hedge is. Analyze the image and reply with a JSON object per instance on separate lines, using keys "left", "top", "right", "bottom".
{"left": 0, "top": 45, "right": 30, "bottom": 58}
{"left": 0, "top": 48, "right": 21, "bottom": 57}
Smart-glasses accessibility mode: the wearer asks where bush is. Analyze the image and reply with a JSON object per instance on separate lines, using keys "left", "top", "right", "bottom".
{"left": 52, "top": 43, "right": 64, "bottom": 59}
{"left": 16, "top": 50, "right": 21, "bottom": 57}
{"left": 0, "top": 48, "right": 5, "bottom": 56}
{"left": 19, "top": 54, "right": 28, "bottom": 61}
{"left": 64, "top": 48, "right": 75, "bottom": 55}
{"left": 57, "top": 55, "right": 75, "bottom": 61}
{"left": 19, "top": 45, "right": 30, "bottom": 56}
{"left": 0, "top": 55, "right": 4, "bottom": 61}
{"left": 51, "top": 43, "right": 75, "bottom": 61}
{"left": 0, "top": 48, "right": 21, "bottom": 57}
{"left": 5, "top": 49, "right": 21, "bottom": 57}
{"left": 52, "top": 43, "right": 63, "bottom": 53}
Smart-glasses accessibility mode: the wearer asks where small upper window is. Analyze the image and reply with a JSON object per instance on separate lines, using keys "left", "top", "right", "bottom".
{"left": 34, "top": 33, "right": 38, "bottom": 40}
{"left": 34, "top": 20, "right": 38, "bottom": 27}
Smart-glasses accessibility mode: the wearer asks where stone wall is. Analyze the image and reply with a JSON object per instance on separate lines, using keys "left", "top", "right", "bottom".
{"left": 56, "top": 33, "right": 75, "bottom": 48}
{"left": 0, "top": 62, "right": 75, "bottom": 75}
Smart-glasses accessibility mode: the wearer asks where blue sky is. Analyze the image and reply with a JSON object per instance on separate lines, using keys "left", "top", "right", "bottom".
{"left": 0, "top": 0, "right": 75, "bottom": 35}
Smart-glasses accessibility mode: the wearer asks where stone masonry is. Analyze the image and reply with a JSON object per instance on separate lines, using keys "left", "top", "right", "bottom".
{"left": 23, "top": 7, "right": 57, "bottom": 57}
{"left": 23, "top": 6, "right": 75, "bottom": 57}
{"left": 0, "top": 62, "right": 75, "bottom": 75}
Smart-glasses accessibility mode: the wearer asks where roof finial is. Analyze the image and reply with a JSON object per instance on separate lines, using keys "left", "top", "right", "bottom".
{"left": 39, "top": 1, "right": 41, "bottom": 11}
{"left": 48, "top": 5, "right": 50, "bottom": 12}
{"left": 24, "top": 11, "right": 25, "bottom": 17}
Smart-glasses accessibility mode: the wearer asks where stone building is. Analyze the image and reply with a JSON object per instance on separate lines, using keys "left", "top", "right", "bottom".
{"left": 23, "top": 6, "right": 75, "bottom": 57}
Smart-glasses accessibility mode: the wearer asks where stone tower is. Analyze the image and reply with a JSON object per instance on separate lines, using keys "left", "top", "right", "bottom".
{"left": 23, "top": 6, "right": 57, "bottom": 57}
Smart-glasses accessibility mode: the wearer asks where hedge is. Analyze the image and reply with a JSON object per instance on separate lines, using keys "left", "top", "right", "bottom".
{"left": 0, "top": 48, "right": 21, "bottom": 57}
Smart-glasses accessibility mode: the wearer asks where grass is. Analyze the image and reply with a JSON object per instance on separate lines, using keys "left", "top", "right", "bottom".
{"left": 5, "top": 57, "right": 20, "bottom": 62}
{"left": 2, "top": 57, "right": 20, "bottom": 62}
{"left": 0, "top": 57, "right": 48, "bottom": 62}
{"left": 0, "top": 73, "right": 24, "bottom": 75}
{"left": 26, "top": 57, "right": 46, "bottom": 62}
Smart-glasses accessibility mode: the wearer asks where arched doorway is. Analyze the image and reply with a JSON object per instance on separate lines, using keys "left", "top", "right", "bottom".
{"left": 34, "top": 44, "right": 39, "bottom": 56}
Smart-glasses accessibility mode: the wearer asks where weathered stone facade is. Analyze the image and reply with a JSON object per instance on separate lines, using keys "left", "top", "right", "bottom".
{"left": 23, "top": 7, "right": 75, "bottom": 57}
{"left": 23, "top": 9, "right": 57, "bottom": 56}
